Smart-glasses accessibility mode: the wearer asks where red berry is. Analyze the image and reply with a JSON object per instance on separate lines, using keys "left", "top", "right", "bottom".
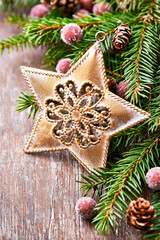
{"left": 56, "top": 58, "right": 72, "bottom": 74}
{"left": 146, "top": 167, "right": 160, "bottom": 190}
{"left": 61, "top": 23, "right": 83, "bottom": 45}
{"left": 75, "top": 197, "right": 97, "bottom": 219}
{"left": 73, "top": 9, "right": 90, "bottom": 20}
{"left": 116, "top": 81, "right": 129, "bottom": 99}
{"left": 92, "top": 2, "right": 113, "bottom": 15}
{"left": 80, "top": 0, "right": 94, "bottom": 11}
{"left": 30, "top": 4, "right": 49, "bottom": 18}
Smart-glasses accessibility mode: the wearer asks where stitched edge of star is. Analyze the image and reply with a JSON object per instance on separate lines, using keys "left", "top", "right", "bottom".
{"left": 106, "top": 90, "right": 150, "bottom": 138}
{"left": 20, "top": 66, "right": 65, "bottom": 111}
{"left": 21, "top": 41, "right": 150, "bottom": 172}
{"left": 66, "top": 42, "right": 108, "bottom": 87}
{"left": 24, "top": 112, "right": 108, "bottom": 172}
{"left": 21, "top": 42, "right": 110, "bottom": 172}
{"left": 24, "top": 112, "right": 67, "bottom": 153}
{"left": 20, "top": 41, "right": 107, "bottom": 111}
{"left": 68, "top": 139, "right": 109, "bottom": 172}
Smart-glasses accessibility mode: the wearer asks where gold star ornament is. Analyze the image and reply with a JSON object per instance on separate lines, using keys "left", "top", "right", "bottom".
{"left": 21, "top": 41, "right": 150, "bottom": 172}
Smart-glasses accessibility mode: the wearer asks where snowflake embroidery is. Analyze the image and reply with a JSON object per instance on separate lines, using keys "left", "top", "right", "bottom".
{"left": 45, "top": 80, "right": 111, "bottom": 148}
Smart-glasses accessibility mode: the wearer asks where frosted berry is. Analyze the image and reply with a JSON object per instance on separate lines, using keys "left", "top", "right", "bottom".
{"left": 145, "top": 167, "right": 160, "bottom": 190}
{"left": 75, "top": 197, "right": 97, "bottom": 219}
{"left": 73, "top": 9, "right": 90, "bottom": 20}
{"left": 80, "top": 0, "right": 94, "bottom": 11}
{"left": 61, "top": 23, "right": 83, "bottom": 45}
{"left": 116, "top": 81, "right": 129, "bottom": 98}
{"left": 92, "top": 2, "right": 113, "bottom": 16}
{"left": 56, "top": 58, "right": 72, "bottom": 74}
{"left": 30, "top": 4, "right": 49, "bottom": 18}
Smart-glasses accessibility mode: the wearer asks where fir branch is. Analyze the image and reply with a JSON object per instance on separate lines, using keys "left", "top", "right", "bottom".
{"left": 0, "top": 34, "right": 30, "bottom": 54}
{"left": 1, "top": 0, "right": 39, "bottom": 11}
{"left": 103, "top": 138, "right": 159, "bottom": 220}
{"left": 6, "top": 13, "right": 29, "bottom": 28}
{"left": 143, "top": 191, "right": 160, "bottom": 239}
{"left": 38, "top": 22, "right": 100, "bottom": 33}
{"left": 42, "top": 42, "right": 72, "bottom": 69}
{"left": 109, "top": 64, "right": 160, "bottom": 154}
{"left": 109, "top": 123, "right": 149, "bottom": 154}
{"left": 67, "top": 12, "right": 137, "bottom": 64}
{"left": 75, "top": 29, "right": 115, "bottom": 61}
{"left": 105, "top": 69, "right": 125, "bottom": 79}
{"left": 80, "top": 136, "right": 160, "bottom": 235}
{"left": 113, "top": 0, "right": 141, "bottom": 12}
{"left": 122, "top": 0, "right": 160, "bottom": 105}
{"left": 23, "top": 12, "right": 137, "bottom": 68}
{"left": 134, "top": 0, "right": 159, "bottom": 100}
{"left": 78, "top": 167, "right": 115, "bottom": 197}
{"left": 134, "top": 20, "right": 149, "bottom": 99}
{"left": 146, "top": 66, "right": 160, "bottom": 132}
{"left": 123, "top": 22, "right": 159, "bottom": 105}
{"left": 16, "top": 92, "right": 39, "bottom": 119}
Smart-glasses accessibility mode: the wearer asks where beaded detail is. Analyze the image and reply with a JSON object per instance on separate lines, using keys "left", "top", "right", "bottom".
{"left": 45, "top": 80, "right": 111, "bottom": 148}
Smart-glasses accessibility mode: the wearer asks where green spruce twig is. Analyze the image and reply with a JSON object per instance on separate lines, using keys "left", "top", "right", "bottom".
{"left": 16, "top": 92, "right": 39, "bottom": 119}
{"left": 1, "top": 0, "right": 39, "bottom": 11}
{"left": 122, "top": 0, "right": 160, "bottom": 105}
{"left": 0, "top": 34, "right": 30, "bottom": 54}
{"left": 143, "top": 191, "right": 160, "bottom": 239}
{"left": 6, "top": 13, "right": 29, "bottom": 28}
{"left": 80, "top": 137, "right": 160, "bottom": 235}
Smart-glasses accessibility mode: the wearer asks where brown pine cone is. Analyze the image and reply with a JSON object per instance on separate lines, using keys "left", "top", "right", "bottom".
{"left": 112, "top": 21, "right": 131, "bottom": 50}
{"left": 106, "top": 76, "right": 117, "bottom": 93}
{"left": 41, "top": 0, "right": 79, "bottom": 12}
{"left": 126, "top": 198, "right": 156, "bottom": 231}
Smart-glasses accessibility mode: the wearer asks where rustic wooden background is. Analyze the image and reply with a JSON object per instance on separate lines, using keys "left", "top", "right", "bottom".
{"left": 0, "top": 11, "right": 151, "bottom": 240}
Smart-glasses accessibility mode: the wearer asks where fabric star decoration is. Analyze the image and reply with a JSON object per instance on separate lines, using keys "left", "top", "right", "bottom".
{"left": 21, "top": 41, "right": 150, "bottom": 172}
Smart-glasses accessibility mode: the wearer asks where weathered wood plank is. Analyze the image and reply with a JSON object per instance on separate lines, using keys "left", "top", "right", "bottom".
{"left": 0, "top": 11, "right": 146, "bottom": 240}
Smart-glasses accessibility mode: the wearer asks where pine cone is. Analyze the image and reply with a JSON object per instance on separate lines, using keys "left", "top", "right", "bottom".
{"left": 41, "top": 0, "right": 79, "bottom": 12}
{"left": 106, "top": 76, "right": 117, "bottom": 92}
{"left": 112, "top": 21, "right": 131, "bottom": 50}
{"left": 126, "top": 198, "right": 156, "bottom": 231}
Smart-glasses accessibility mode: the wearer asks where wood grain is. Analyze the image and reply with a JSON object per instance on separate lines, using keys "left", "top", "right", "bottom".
{"left": 0, "top": 11, "right": 150, "bottom": 240}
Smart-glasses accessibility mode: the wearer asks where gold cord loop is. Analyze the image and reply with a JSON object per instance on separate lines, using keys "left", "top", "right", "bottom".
{"left": 95, "top": 31, "right": 106, "bottom": 42}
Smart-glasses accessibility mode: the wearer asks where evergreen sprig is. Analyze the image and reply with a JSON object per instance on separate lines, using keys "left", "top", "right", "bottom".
{"left": 16, "top": 92, "right": 39, "bottom": 119}
{"left": 110, "top": 0, "right": 144, "bottom": 12}
{"left": 6, "top": 13, "right": 29, "bottom": 28}
{"left": 77, "top": 166, "right": 113, "bottom": 197}
{"left": 1, "top": 0, "right": 39, "bottom": 11}
{"left": 147, "top": 65, "right": 160, "bottom": 132}
{"left": 23, "top": 12, "right": 137, "bottom": 68}
{"left": 122, "top": 1, "right": 160, "bottom": 105}
{"left": 143, "top": 191, "right": 160, "bottom": 239}
{"left": 0, "top": 34, "right": 30, "bottom": 54}
{"left": 81, "top": 137, "right": 160, "bottom": 235}
{"left": 109, "top": 63, "right": 160, "bottom": 154}
{"left": 123, "top": 22, "right": 159, "bottom": 104}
